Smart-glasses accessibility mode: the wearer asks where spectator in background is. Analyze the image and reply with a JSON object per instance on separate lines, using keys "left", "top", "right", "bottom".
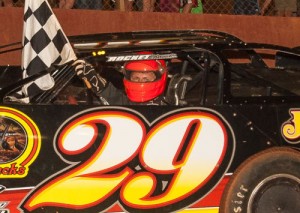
{"left": 115, "top": 0, "right": 134, "bottom": 11}
{"left": 49, "top": 0, "right": 59, "bottom": 7}
{"left": 74, "top": 0, "right": 102, "bottom": 9}
{"left": 59, "top": 0, "right": 102, "bottom": 9}
{"left": 159, "top": 0, "right": 179, "bottom": 12}
{"left": 1, "top": 0, "right": 58, "bottom": 7}
{"left": 59, "top": 0, "right": 74, "bottom": 9}
{"left": 143, "top": 0, "right": 156, "bottom": 11}
{"left": 234, "top": 0, "right": 260, "bottom": 15}
{"left": 0, "top": 0, "right": 13, "bottom": 6}
{"left": 297, "top": 0, "right": 300, "bottom": 16}
{"left": 181, "top": 0, "right": 203, "bottom": 14}
{"left": 261, "top": 0, "right": 297, "bottom": 16}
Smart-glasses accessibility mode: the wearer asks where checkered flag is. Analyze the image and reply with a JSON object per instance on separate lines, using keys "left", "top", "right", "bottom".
{"left": 21, "top": 0, "right": 77, "bottom": 101}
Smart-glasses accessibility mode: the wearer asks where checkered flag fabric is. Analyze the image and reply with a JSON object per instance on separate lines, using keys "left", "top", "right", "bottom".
{"left": 22, "top": 0, "right": 77, "bottom": 100}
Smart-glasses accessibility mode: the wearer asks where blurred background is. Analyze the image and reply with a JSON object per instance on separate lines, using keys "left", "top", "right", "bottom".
{"left": 1, "top": 0, "right": 300, "bottom": 16}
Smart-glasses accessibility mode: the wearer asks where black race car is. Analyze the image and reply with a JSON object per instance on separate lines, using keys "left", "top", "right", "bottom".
{"left": 0, "top": 30, "right": 300, "bottom": 213}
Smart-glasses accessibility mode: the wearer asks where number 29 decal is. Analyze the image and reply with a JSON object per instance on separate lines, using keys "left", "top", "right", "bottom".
{"left": 22, "top": 108, "right": 235, "bottom": 212}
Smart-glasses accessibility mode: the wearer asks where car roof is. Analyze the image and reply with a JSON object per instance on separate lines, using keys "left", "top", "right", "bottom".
{"left": 70, "top": 30, "right": 245, "bottom": 55}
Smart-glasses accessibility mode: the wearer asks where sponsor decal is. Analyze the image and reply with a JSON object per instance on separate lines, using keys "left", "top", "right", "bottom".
{"left": 0, "top": 209, "right": 9, "bottom": 213}
{"left": 0, "top": 185, "right": 9, "bottom": 213}
{"left": 0, "top": 202, "right": 9, "bottom": 213}
{"left": 22, "top": 108, "right": 234, "bottom": 212}
{"left": 106, "top": 53, "right": 178, "bottom": 62}
{"left": 282, "top": 109, "right": 300, "bottom": 144}
{"left": 0, "top": 107, "right": 41, "bottom": 178}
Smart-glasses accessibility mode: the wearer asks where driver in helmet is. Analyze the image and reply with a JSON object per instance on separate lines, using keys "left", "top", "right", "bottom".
{"left": 74, "top": 52, "right": 168, "bottom": 105}
{"left": 122, "top": 56, "right": 168, "bottom": 104}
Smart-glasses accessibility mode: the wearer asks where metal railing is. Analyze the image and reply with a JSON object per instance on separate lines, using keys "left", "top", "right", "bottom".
{"left": 1, "top": 0, "right": 300, "bottom": 16}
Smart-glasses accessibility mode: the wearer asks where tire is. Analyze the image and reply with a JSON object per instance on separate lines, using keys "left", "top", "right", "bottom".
{"left": 219, "top": 147, "right": 300, "bottom": 213}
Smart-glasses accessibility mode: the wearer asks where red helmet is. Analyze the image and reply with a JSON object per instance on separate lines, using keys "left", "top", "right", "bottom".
{"left": 123, "top": 52, "right": 167, "bottom": 102}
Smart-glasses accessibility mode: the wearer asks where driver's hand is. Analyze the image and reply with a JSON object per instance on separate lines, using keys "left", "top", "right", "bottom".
{"left": 73, "top": 59, "right": 107, "bottom": 96}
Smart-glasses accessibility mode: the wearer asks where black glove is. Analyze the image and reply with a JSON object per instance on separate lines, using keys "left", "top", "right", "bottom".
{"left": 73, "top": 59, "right": 107, "bottom": 96}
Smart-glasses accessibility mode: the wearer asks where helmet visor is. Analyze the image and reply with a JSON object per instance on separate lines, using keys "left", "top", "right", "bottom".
{"left": 124, "top": 70, "right": 162, "bottom": 83}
